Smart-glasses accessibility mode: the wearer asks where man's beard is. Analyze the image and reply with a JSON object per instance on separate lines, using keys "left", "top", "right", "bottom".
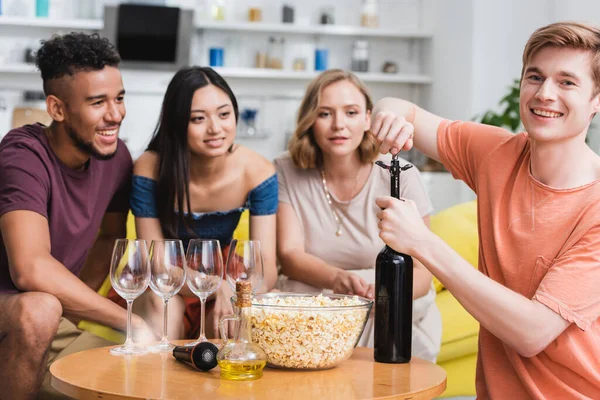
{"left": 66, "top": 124, "right": 118, "bottom": 161}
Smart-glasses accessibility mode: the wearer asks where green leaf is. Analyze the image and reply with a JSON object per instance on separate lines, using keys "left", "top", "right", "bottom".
{"left": 473, "top": 77, "right": 522, "bottom": 133}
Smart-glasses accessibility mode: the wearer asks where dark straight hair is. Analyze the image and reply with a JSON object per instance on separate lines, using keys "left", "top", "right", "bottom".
{"left": 147, "top": 66, "right": 239, "bottom": 238}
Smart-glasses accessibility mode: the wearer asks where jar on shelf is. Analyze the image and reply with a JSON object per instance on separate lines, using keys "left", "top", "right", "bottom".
{"left": 361, "top": 0, "right": 379, "bottom": 28}
{"left": 282, "top": 4, "right": 294, "bottom": 23}
{"left": 267, "top": 36, "right": 284, "bottom": 69}
{"left": 255, "top": 51, "right": 268, "bottom": 68}
{"left": 240, "top": 108, "right": 259, "bottom": 137}
{"left": 292, "top": 58, "right": 306, "bottom": 71}
{"left": 351, "top": 40, "right": 369, "bottom": 73}
{"left": 320, "top": 6, "right": 335, "bottom": 25}
{"left": 248, "top": 7, "right": 262, "bottom": 22}
{"left": 211, "top": 0, "right": 226, "bottom": 21}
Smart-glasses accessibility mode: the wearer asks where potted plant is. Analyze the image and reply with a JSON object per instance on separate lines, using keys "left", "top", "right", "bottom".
{"left": 475, "top": 79, "right": 522, "bottom": 132}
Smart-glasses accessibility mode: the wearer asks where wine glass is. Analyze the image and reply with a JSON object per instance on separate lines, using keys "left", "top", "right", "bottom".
{"left": 226, "top": 239, "right": 264, "bottom": 295}
{"left": 109, "top": 239, "right": 151, "bottom": 355}
{"left": 148, "top": 239, "right": 187, "bottom": 352}
{"left": 184, "top": 239, "right": 224, "bottom": 346}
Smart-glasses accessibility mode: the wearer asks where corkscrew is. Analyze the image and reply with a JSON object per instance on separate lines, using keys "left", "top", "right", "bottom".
{"left": 375, "top": 154, "right": 413, "bottom": 199}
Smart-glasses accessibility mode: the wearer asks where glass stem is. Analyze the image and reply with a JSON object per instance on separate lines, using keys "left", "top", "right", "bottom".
{"left": 124, "top": 299, "right": 134, "bottom": 349}
{"left": 198, "top": 296, "right": 207, "bottom": 342}
{"left": 161, "top": 299, "right": 169, "bottom": 344}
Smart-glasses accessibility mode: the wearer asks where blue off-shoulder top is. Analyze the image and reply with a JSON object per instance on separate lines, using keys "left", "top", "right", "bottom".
{"left": 130, "top": 174, "right": 278, "bottom": 249}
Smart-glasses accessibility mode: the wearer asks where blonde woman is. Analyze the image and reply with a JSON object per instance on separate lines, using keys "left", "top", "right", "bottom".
{"left": 275, "top": 69, "right": 441, "bottom": 361}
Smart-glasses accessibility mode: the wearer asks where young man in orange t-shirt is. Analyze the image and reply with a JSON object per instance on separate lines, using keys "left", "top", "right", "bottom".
{"left": 371, "top": 21, "right": 600, "bottom": 399}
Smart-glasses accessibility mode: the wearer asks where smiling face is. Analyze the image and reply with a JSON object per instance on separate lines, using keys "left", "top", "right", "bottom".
{"left": 311, "top": 79, "right": 371, "bottom": 158}
{"left": 520, "top": 46, "right": 600, "bottom": 143}
{"left": 187, "top": 84, "right": 237, "bottom": 157}
{"left": 58, "top": 66, "right": 125, "bottom": 159}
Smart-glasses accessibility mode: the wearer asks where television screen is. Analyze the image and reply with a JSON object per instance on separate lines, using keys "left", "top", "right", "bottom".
{"left": 116, "top": 4, "right": 179, "bottom": 63}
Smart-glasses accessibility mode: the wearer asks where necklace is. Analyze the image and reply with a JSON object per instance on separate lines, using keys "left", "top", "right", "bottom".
{"left": 319, "top": 169, "right": 343, "bottom": 236}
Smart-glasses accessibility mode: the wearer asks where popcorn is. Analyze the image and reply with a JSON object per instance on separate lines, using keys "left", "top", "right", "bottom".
{"left": 250, "top": 294, "right": 370, "bottom": 369}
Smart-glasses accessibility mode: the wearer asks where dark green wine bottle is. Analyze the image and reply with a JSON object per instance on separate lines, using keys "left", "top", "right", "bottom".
{"left": 374, "top": 157, "right": 413, "bottom": 363}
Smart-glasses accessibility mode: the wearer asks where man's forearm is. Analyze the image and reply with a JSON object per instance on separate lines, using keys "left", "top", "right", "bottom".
{"left": 19, "top": 254, "right": 129, "bottom": 331}
{"left": 373, "top": 97, "right": 417, "bottom": 123}
{"left": 414, "top": 233, "right": 558, "bottom": 357}
{"left": 79, "top": 234, "right": 116, "bottom": 292}
{"left": 413, "top": 258, "right": 432, "bottom": 299}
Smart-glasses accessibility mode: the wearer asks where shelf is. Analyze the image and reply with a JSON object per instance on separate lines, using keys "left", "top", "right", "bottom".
{"left": 213, "top": 67, "right": 432, "bottom": 83}
{"left": 0, "top": 64, "right": 431, "bottom": 84}
{"left": 0, "top": 64, "right": 38, "bottom": 73}
{"left": 0, "top": 17, "right": 430, "bottom": 38}
{"left": 196, "top": 20, "right": 432, "bottom": 38}
{"left": 0, "top": 16, "right": 102, "bottom": 30}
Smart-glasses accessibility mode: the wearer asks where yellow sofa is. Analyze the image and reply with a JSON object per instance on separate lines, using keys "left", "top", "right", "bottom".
{"left": 430, "top": 200, "right": 479, "bottom": 398}
{"left": 81, "top": 204, "right": 479, "bottom": 397}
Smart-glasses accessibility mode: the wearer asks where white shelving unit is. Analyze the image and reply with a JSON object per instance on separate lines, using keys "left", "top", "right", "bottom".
{"left": 0, "top": 64, "right": 432, "bottom": 86}
{"left": 196, "top": 20, "right": 432, "bottom": 38}
{"left": 213, "top": 67, "right": 432, "bottom": 83}
{"left": 0, "top": 17, "right": 431, "bottom": 39}
{"left": 0, "top": 1, "right": 435, "bottom": 167}
{"left": 0, "top": 16, "right": 102, "bottom": 30}
{"left": 0, "top": 64, "right": 37, "bottom": 73}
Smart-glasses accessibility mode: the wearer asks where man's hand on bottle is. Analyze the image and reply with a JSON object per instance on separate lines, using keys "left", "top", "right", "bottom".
{"left": 375, "top": 196, "right": 430, "bottom": 255}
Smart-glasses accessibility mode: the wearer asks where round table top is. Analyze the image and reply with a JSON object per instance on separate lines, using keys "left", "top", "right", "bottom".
{"left": 50, "top": 341, "right": 446, "bottom": 400}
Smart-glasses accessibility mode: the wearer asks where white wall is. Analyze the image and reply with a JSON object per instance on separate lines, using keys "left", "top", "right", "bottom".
{"left": 428, "top": 0, "right": 474, "bottom": 121}
{"left": 470, "top": 0, "right": 551, "bottom": 119}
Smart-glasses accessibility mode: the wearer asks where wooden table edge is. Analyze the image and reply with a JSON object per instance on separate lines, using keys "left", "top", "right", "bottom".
{"left": 49, "top": 344, "right": 448, "bottom": 400}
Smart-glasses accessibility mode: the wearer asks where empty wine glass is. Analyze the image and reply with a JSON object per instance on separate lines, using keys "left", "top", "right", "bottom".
{"left": 184, "top": 239, "right": 224, "bottom": 346}
{"left": 148, "top": 239, "right": 187, "bottom": 352}
{"left": 109, "top": 239, "right": 151, "bottom": 355}
{"left": 226, "top": 239, "right": 264, "bottom": 295}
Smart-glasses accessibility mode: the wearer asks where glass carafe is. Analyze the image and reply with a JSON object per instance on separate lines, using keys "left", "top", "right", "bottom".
{"left": 217, "top": 281, "right": 266, "bottom": 380}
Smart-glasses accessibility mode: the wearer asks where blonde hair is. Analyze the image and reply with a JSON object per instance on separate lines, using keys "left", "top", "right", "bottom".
{"left": 522, "top": 21, "right": 600, "bottom": 94}
{"left": 288, "top": 69, "right": 378, "bottom": 169}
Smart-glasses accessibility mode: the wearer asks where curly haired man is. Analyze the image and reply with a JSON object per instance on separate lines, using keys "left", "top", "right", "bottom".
{"left": 0, "top": 33, "right": 154, "bottom": 399}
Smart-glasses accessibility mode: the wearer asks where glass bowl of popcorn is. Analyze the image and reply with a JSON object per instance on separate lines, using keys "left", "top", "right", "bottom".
{"left": 248, "top": 292, "right": 373, "bottom": 370}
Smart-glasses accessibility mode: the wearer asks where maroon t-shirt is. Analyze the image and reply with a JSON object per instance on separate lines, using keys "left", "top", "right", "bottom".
{"left": 0, "top": 124, "right": 132, "bottom": 293}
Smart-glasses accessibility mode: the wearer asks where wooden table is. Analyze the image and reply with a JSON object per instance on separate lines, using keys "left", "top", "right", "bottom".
{"left": 50, "top": 341, "right": 446, "bottom": 400}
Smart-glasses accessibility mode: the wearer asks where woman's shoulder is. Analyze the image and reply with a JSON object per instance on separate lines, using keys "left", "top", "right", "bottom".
{"left": 273, "top": 151, "right": 314, "bottom": 177}
{"left": 133, "top": 151, "right": 159, "bottom": 180}
{"left": 235, "top": 146, "right": 276, "bottom": 188}
{"left": 273, "top": 151, "right": 295, "bottom": 171}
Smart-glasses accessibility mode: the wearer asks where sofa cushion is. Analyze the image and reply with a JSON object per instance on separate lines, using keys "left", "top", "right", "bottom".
{"left": 436, "top": 289, "right": 479, "bottom": 362}
{"left": 429, "top": 200, "right": 479, "bottom": 292}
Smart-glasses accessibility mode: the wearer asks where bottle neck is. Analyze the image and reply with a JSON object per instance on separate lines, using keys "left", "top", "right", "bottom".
{"left": 236, "top": 306, "right": 252, "bottom": 343}
{"left": 390, "top": 159, "right": 400, "bottom": 199}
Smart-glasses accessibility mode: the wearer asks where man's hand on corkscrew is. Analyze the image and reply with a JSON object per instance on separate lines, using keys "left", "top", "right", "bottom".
{"left": 370, "top": 111, "right": 415, "bottom": 155}
{"left": 371, "top": 110, "right": 431, "bottom": 256}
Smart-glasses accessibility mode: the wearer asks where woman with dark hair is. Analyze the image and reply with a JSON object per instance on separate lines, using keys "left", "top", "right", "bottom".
{"left": 109, "top": 67, "right": 278, "bottom": 339}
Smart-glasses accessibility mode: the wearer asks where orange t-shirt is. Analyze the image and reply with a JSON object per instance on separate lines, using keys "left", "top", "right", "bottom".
{"left": 437, "top": 120, "right": 600, "bottom": 399}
